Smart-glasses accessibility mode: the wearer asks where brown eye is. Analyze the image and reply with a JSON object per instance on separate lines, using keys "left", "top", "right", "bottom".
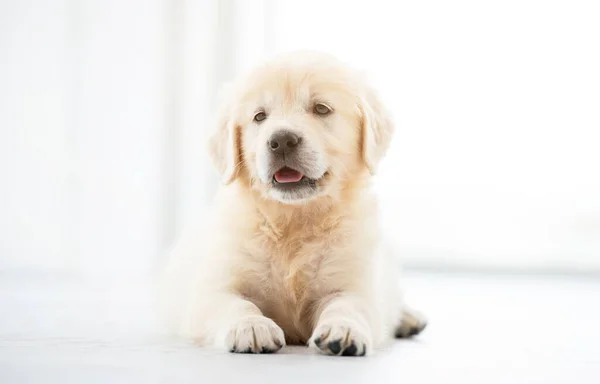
{"left": 253, "top": 111, "right": 267, "bottom": 122}
{"left": 314, "top": 103, "right": 332, "bottom": 116}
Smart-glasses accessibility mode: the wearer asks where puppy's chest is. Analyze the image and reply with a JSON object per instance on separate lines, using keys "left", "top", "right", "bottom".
{"left": 241, "top": 225, "right": 340, "bottom": 303}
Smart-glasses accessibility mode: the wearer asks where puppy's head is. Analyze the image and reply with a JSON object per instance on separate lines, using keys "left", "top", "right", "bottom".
{"left": 209, "top": 51, "right": 393, "bottom": 204}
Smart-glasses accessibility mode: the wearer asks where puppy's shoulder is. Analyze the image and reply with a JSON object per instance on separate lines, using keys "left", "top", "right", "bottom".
{"left": 212, "top": 183, "right": 263, "bottom": 231}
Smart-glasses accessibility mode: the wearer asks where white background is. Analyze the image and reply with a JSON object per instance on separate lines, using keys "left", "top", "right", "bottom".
{"left": 1, "top": 0, "right": 599, "bottom": 276}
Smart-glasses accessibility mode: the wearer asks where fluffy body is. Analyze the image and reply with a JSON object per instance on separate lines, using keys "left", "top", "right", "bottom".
{"left": 160, "top": 51, "right": 426, "bottom": 356}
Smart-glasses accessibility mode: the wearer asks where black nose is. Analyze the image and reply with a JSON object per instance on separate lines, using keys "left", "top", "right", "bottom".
{"left": 268, "top": 131, "right": 301, "bottom": 154}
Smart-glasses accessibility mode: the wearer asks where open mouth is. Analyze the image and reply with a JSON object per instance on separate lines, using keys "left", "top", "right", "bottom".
{"left": 271, "top": 166, "right": 321, "bottom": 193}
{"left": 272, "top": 167, "right": 329, "bottom": 185}
{"left": 270, "top": 167, "right": 328, "bottom": 201}
{"left": 273, "top": 167, "right": 304, "bottom": 184}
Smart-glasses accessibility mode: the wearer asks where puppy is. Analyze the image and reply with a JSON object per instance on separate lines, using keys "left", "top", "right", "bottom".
{"left": 160, "top": 51, "right": 427, "bottom": 356}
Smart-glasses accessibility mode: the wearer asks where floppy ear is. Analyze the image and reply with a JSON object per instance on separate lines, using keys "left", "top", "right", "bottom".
{"left": 359, "top": 85, "right": 395, "bottom": 174}
{"left": 207, "top": 84, "right": 241, "bottom": 184}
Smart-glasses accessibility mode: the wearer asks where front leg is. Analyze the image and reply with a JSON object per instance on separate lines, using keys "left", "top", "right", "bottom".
{"left": 309, "top": 294, "right": 373, "bottom": 357}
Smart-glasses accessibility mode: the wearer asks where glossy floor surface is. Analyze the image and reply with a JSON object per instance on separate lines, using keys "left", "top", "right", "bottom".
{"left": 1, "top": 271, "right": 599, "bottom": 383}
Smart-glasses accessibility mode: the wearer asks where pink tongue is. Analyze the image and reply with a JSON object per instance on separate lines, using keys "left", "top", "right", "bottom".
{"left": 274, "top": 168, "right": 303, "bottom": 183}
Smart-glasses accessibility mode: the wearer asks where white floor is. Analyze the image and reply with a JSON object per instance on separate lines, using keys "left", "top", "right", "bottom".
{"left": 1, "top": 271, "right": 599, "bottom": 384}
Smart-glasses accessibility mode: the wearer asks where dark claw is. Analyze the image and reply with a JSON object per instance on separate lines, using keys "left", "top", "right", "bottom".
{"left": 241, "top": 347, "right": 254, "bottom": 354}
{"left": 342, "top": 343, "right": 358, "bottom": 356}
{"left": 261, "top": 347, "right": 275, "bottom": 354}
{"left": 415, "top": 322, "right": 427, "bottom": 335}
{"left": 359, "top": 344, "right": 367, "bottom": 356}
{"left": 327, "top": 340, "right": 342, "bottom": 354}
{"left": 314, "top": 337, "right": 322, "bottom": 347}
{"left": 396, "top": 322, "right": 428, "bottom": 338}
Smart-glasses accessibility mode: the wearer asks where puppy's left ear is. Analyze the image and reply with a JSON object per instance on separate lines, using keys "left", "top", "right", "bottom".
{"left": 359, "top": 85, "right": 395, "bottom": 174}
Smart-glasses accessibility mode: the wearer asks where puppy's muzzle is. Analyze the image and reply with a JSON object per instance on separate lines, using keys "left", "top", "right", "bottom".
{"left": 268, "top": 130, "right": 302, "bottom": 156}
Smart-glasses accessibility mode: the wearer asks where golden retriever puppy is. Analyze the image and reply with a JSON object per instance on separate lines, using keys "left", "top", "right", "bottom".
{"left": 160, "top": 51, "right": 427, "bottom": 356}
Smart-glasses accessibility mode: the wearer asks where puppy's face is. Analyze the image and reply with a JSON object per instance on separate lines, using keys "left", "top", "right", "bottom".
{"left": 209, "top": 52, "right": 393, "bottom": 204}
{"left": 238, "top": 65, "right": 366, "bottom": 203}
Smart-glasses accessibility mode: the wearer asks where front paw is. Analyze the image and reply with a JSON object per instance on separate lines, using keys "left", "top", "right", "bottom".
{"left": 395, "top": 308, "right": 428, "bottom": 338}
{"left": 225, "top": 315, "right": 286, "bottom": 354}
{"left": 309, "top": 321, "right": 371, "bottom": 356}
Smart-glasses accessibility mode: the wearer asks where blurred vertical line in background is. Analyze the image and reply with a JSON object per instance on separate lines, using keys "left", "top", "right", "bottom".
{"left": 73, "top": 0, "right": 167, "bottom": 278}
{"left": 173, "top": 0, "right": 226, "bottom": 250}
{"left": 66, "top": 0, "right": 82, "bottom": 275}
{"left": 263, "top": 0, "right": 275, "bottom": 55}
{"left": 0, "top": 1, "right": 73, "bottom": 272}
{"left": 160, "top": 0, "right": 182, "bottom": 259}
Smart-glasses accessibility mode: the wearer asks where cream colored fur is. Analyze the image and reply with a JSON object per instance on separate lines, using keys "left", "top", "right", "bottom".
{"left": 160, "top": 51, "right": 426, "bottom": 356}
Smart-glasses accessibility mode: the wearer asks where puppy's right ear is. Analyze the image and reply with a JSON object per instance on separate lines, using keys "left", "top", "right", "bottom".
{"left": 208, "top": 83, "right": 240, "bottom": 185}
